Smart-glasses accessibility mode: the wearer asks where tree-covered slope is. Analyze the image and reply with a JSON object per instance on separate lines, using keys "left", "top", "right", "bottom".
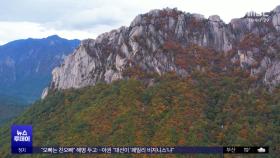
{"left": 0, "top": 70, "right": 279, "bottom": 158}
{"left": 0, "top": 95, "right": 27, "bottom": 125}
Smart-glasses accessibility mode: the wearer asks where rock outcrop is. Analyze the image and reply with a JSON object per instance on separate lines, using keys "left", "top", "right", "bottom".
{"left": 44, "top": 5, "right": 280, "bottom": 97}
{"left": 273, "top": 5, "right": 280, "bottom": 31}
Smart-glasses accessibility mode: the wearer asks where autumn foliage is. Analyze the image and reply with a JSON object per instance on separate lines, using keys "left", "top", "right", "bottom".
{"left": 239, "top": 33, "right": 262, "bottom": 50}
{"left": 0, "top": 67, "right": 279, "bottom": 157}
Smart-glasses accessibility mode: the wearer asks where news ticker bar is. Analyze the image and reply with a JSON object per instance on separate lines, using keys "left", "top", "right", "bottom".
{"left": 12, "top": 146, "right": 269, "bottom": 154}
{"left": 10, "top": 125, "right": 269, "bottom": 154}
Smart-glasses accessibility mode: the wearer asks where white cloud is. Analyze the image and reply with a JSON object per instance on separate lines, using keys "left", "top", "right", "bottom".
{"left": 0, "top": 0, "right": 279, "bottom": 44}
{"left": 0, "top": 21, "right": 98, "bottom": 45}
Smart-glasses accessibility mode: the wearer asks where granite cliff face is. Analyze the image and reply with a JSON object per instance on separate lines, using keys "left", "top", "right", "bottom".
{"left": 44, "top": 5, "right": 280, "bottom": 97}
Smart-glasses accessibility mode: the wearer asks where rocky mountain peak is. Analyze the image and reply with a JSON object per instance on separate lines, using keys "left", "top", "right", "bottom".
{"left": 43, "top": 5, "right": 280, "bottom": 98}
{"left": 272, "top": 5, "right": 280, "bottom": 31}
{"left": 274, "top": 5, "right": 280, "bottom": 13}
{"left": 208, "top": 15, "right": 222, "bottom": 22}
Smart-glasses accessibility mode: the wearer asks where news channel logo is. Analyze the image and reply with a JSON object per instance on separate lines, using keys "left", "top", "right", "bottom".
{"left": 11, "top": 125, "right": 33, "bottom": 154}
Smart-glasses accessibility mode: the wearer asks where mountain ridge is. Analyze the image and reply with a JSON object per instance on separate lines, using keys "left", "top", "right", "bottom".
{"left": 0, "top": 35, "right": 80, "bottom": 103}
{"left": 43, "top": 5, "right": 280, "bottom": 98}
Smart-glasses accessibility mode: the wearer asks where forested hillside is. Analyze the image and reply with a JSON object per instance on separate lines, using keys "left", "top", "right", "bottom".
{"left": 0, "top": 69, "right": 279, "bottom": 158}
